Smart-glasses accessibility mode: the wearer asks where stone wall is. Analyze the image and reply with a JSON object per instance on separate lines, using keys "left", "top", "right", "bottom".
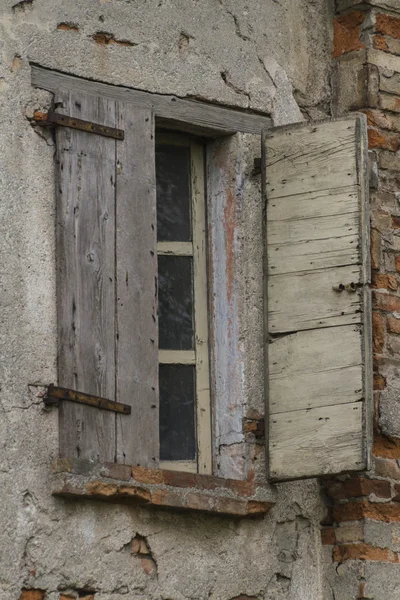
{"left": 0, "top": 1, "right": 334, "bottom": 599}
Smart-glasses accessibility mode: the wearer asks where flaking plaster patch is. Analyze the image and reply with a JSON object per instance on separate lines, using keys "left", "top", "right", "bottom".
{"left": 260, "top": 57, "right": 303, "bottom": 126}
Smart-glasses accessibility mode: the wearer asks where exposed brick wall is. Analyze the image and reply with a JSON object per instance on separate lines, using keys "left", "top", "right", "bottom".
{"left": 326, "top": 5, "right": 400, "bottom": 598}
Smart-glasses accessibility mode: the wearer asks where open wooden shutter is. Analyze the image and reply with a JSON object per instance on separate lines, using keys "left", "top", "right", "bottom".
{"left": 264, "top": 115, "right": 372, "bottom": 481}
{"left": 56, "top": 90, "right": 158, "bottom": 466}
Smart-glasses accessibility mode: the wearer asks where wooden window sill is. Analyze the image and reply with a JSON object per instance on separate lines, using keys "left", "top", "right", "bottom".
{"left": 51, "top": 459, "right": 276, "bottom": 518}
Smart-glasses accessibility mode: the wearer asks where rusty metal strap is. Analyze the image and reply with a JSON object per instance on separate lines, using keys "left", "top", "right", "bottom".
{"left": 35, "top": 110, "right": 124, "bottom": 140}
{"left": 45, "top": 384, "right": 131, "bottom": 415}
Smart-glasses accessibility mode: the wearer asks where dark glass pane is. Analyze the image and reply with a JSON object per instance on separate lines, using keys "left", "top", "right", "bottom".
{"left": 156, "top": 144, "right": 191, "bottom": 242}
{"left": 158, "top": 255, "right": 194, "bottom": 350}
{"left": 159, "top": 364, "right": 196, "bottom": 460}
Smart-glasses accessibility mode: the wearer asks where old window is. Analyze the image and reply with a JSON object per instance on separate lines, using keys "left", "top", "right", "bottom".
{"left": 33, "top": 66, "right": 373, "bottom": 489}
{"left": 156, "top": 133, "right": 212, "bottom": 474}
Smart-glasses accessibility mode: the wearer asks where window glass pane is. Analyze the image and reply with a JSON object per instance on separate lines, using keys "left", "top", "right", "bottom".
{"left": 158, "top": 255, "right": 194, "bottom": 350}
{"left": 159, "top": 364, "right": 196, "bottom": 461}
{"left": 156, "top": 144, "right": 191, "bottom": 242}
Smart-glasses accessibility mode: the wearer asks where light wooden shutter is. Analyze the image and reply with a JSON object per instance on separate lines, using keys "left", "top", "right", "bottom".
{"left": 56, "top": 90, "right": 158, "bottom": 466}
{"left": 264, "top": 115, "right": 372, "bottom": 482}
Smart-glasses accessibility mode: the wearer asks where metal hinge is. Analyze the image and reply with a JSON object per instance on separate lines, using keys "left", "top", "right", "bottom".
{"left": 34, "top": 110, "right": 124, "bottom": 140}
{"left": 44, "top": 384, "right": 131, "bottom": 415}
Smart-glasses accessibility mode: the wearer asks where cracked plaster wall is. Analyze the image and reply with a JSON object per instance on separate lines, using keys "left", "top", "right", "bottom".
{"left": 0, "top": 0, "right": 334, "bottom": 598}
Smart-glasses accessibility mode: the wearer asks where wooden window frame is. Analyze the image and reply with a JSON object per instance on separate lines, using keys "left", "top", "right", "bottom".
{"left": 157, "top": 133, "right": 212, "bottom": 475}
{"left": 31, "top": 65, "right": 272, "bottom": 480}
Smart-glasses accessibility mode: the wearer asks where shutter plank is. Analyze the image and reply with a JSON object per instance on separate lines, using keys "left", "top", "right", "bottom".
{"left": 268, "top": 212, "right": 359, "bottom": 274}
{"left": 269, "top": 325, "right": 362, "bottom": 414}
{"left": 269, "top": 403, "right": 364, "bottom": 481}
{"left": 57, "top": 90, "right": 117, "bottom": 462}
{"left": 269, "top": 264, "right": 362, "bottom": 333}
{"left": 115, "top": 104, "right": 158, "bottom": 466}
{"left": 266, "top": 119, "right": 358, "bottom": 198}
{"left": 264, "top": 115, "right": 372, "bottom": 481}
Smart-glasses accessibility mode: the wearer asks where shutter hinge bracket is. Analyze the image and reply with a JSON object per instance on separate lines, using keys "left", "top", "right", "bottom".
{"left": 44, "top": 384, "right": 131, "bottom": 415}
{"left": 34, "top": 110, "right": 124, "bottom": 140}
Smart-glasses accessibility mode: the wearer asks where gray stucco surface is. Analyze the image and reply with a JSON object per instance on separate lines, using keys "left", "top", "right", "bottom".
{"left": 0, "top": 0, "right": 334, "bottom": 598}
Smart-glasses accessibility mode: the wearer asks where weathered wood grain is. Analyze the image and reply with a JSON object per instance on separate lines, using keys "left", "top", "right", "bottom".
{"left": 269, "top": 325, "right": 363, "bottom": 414}
{"left": 269, "top": 403, "right": 365, "bottom": 481}
{"left": 268, "top": 264, "right": 362, "bottom": 333}
{"left": 268, "top": 212, "right": 359, "bottom": 275}
{"left": 31, "top": 65, "right": 272, "bottom": 136}
{"left": 115, "top": 103, "right": 159, "bottom": 467}
{"left": 267, "top": 186, "right": 360, "bottom": 222}
{"left": 56, "top": 90, "right": 117, "bottom": 462}
{"left": 264, "top": 115, "right": 372, "bottom": 481}
{"left": 266, "top": 119, "right": 357, "bottom": 199}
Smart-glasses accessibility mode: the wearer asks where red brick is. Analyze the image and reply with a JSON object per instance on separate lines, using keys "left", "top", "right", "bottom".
{"left": 334, "top": 500, "right": 400, "bottom": 523}
{"left": 100, "top": 462, "right": 132, "bottom": 481}
{"left": 163, "top": 470, "right": 195, "bottom": 488}
{"left": 374, "top": 434, "right": 400, "bottom": 459}
{"left": 376, "top": 13, "right": 400, "bottom": 40}
{"left": 131, "top": 466, "right": 163, "bottom": 485}
{"left": 229, "top": 479, "right": 255, "bottom": 497}
{"left": 19, "top": 592, "right": 45, "bottom": 600}
{"left": 362, "top": 109, "right": 391, "bottom": 131}
{"left": 132, "top": 535, "right": 151, "bottom": 555}
{"left": 118, "top": 485, "right": 151, "bottom": 502}
{"left": 368, "top": 128, "right": 400, "bottom": 152}
{"left": 380, "top": 94, "right": 400, "bottom": 114}
{"left": 393, "top": 483, "right": 400, "bottom": 501}
{"left": 372, "top": 311, "right": 385, "bottom": 353}
{"left": 140, "top": 557, "right": 156, "bottom": 574}
{"left": 325, "top": 477, "right": 391, "bottom": 500}
{"left": 185, "top": 491, "right": 215, "bottom": 512}
{"left": 150, "top": 488, "right": 184, "bottom": 508}
{"left": 374, "top": 457, "right": 400, "bottom": 479}
{"left": 85, "top": 481, "right": 118, "bottom": 497}
{"left": 392, "top": 216, "right": 400, "bottom": 229}
{"left": 321, "top": 527, "right": 337, "bottom": 545}
{"left": 334, "top": 501, "right": 365, "bottom": 522}
{"left": 374, "top": 373, "right": 386, "bottom": 390}
{"left": 333, "top": 542, "right": 399, "bottom": 563}
{"left": 372, "top": 273, "right": 398, "bottom": 290}
{"left": 387, "top": 316, "right": 400, "bottom": 334}
{"left": 333, "top": 11, "right": 367, "bottom": 58}
{"left": 373, "top": 291, "right": 400, "bottom": 313}
{"left": 373, "top": 34, "right": 389, "bottom": 51}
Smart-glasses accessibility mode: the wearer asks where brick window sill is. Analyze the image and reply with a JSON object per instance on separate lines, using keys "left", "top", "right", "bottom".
{"left": 52, "top": 459, "right": 276, "bottom": 518}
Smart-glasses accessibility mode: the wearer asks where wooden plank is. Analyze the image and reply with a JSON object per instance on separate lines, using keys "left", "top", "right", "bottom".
{"left": 265, "top": 119, "right": 358, "bottom": 199}
{"left": 158, "top": 350, "right": 196, "bottom": 364}
{"left": 264, "top": 115, "right": 372, "bottom": 481}
{"left": 191, "top": 139, "right": 212, "bottom": 475}
{"left": 358, "top": 114, "right": 374, "bottom": 472}
{"left": 267, "top": 186, "right": 360, "bottom": 222}
{"left": 115, "top": 103, "right": 159, "bottom": 467}
{"left": 157, "top": 241, "right": 193, "bottom": 256}
{"left": 269, "top": 325, "right": 363, "bottom": 414}
{"left": 268, "top": 264, "right": 362, "bottom": 333}
{"left": 269, "top": 403, "right": 365, "bottom": 481}
{"left": 31, "top": 65, "right": 272, "bottom": 137}
{"left": 56, "top": 90, "right": 117, "bottom": 462}
{"left": 268, "top": 212, "right": 359, "bottom": 275}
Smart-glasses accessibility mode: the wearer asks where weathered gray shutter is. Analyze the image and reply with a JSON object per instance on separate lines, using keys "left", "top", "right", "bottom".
{"left": 56, "top": 90, "right": 158, "bottom": 466}
{"left": 264, "top": 115, "right": 372, "bottom": 482}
